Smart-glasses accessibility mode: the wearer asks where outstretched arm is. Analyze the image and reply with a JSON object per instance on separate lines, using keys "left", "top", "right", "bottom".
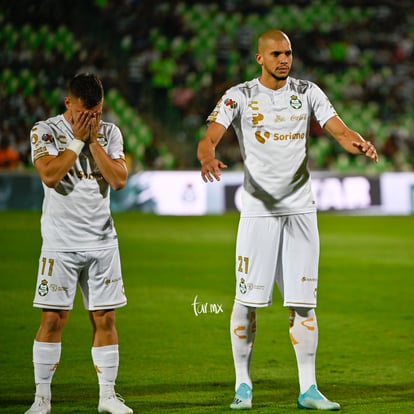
{"left": 324, "top": 115, "right": 379, "bottom": 162}
{"left": 197, "top": 122, "right": 228, "bottom": 182}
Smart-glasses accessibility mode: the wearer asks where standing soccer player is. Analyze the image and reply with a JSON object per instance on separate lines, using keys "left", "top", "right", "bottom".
{"left": 26, "top": 73, "right": 133, "bottom": 414}
{"left": 197, "top": 30, "right": 378, "bottom": 411}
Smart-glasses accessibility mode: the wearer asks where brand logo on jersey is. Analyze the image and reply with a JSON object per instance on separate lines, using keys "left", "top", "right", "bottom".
{"left": 224, "top": 98, "right": 237, "bottom": 109}
{"left": 290, "top": 95, "right": 302, "bottom": 109}
{"left": 252, "top": 113, "right": 264, "bottom": 125}
{"left": 255, "top": 130, "right": 305, "bottom": 144}
{"left": 42, "top": 133, "right": 53, "bottom": 143}
{"left": 248, "top": 101, "right": 259, "bottom": 111}
{"left": 291, "top": 114, "right": 307, "bottom": 121}
{"left": 38, "top": 279, "right": 49, "bottom": 296}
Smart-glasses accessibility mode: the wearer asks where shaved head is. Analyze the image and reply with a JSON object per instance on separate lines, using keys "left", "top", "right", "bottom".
{"left": 256, "top": 29, "right": 293, "bottom": 87}
{"left": 258, "top": 29, "right": 291, "bottom": 53}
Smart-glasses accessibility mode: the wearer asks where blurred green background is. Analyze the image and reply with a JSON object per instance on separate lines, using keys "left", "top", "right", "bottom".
{"left": 2, "top": 0, "right": 414, "bottom": 173}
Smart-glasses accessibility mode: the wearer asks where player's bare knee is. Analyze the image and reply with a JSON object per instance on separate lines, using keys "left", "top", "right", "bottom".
{"left": 90, "top": 309, "right": 116, "bottom": 331}
{"left": 40, "top": 309, "right": 68, "bottom": 333}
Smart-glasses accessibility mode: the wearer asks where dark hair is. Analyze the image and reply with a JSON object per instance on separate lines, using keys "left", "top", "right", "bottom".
{"left": 68, "top": 73, "right": 103, "bottom": 108}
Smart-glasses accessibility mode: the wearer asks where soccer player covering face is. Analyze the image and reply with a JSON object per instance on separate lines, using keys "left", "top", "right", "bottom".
{"left": 197, "top": 30, "right": 378, "bottom": 411}
{"left": 26, "top": 73, "right": 133, "bottom": 414}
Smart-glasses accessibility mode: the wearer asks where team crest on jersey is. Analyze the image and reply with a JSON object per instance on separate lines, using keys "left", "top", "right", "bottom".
{"left": 38, "top": 279, "right": 49, "bottom": 296}
{"left": 41, "top": 133, "right": 53, "bottom": 143}
{"left": 97, "top": 134, "right": 108, "bottom": 147}
{"left": 224, "top": 98, "right": 237, "bottom": 109}
{"left": 290, "top": 95, "right": 302, "bottom": 109}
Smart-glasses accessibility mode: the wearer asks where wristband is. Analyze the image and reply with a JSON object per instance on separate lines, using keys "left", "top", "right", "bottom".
{"left": 67, "top": 139, "right": 85, "bottom": 156}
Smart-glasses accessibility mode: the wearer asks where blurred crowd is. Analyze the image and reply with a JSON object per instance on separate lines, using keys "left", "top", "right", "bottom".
{"left": 1, "top": 0, "right": 414, "bottom": 173}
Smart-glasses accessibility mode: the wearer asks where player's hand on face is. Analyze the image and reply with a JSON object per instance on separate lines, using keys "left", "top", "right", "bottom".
{"left": 353, "top": 140, "right": 379, "bottom": 163}
{"left": 201, "top": 159, "right": 228, "bottom": 182}
{"left": 88, "top": 111, "right": 102, "bottom": 143}
{"left": 71, "top": 111, "right": 93, "bottom": 142}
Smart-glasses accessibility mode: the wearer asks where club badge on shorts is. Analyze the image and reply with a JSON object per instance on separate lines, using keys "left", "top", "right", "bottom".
{"left": 38, "top": 279, "right": 49, "bottom": 296}
{"left": 239, "top": 278, "right": 247, "bottom": 294}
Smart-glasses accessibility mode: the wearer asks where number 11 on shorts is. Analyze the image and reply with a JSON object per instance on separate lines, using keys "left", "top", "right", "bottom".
{"left": 40, "top": 257, "right": 55, "bottom": 277}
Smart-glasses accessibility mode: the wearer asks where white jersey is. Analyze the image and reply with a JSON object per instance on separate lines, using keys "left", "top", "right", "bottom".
{"left": 30, "top": 114, "right": 125, "bottom": 251}
{"left": 208, "top": 77, "right": 337, "bottom": 216}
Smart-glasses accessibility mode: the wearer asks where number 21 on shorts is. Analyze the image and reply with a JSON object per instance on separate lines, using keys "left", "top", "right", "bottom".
{"left": 237, "top": 256, "right": 249, "bottom": 274}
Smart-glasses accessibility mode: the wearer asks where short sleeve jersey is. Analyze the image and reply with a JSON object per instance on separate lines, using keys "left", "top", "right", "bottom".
{"left": 207, "top": 77, "right": 337, "bottom": 216}
{"left": 30, "top": 114, "right": 125, "bottom": 251}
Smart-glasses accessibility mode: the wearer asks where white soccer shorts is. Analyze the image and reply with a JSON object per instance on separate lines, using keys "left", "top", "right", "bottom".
{"left": 234, "top": 213, "right": 319, "bottom": 308}
{"left": 33, "top": 247, "right": 127, "bottom": 310}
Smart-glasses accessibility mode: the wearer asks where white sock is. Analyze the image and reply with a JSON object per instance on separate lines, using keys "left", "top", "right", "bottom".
{"left": 33, "top": 340, "right": 61, "bottom": 400}
{"left": 230, "top": 302, "right": 256, "bottom": 390}
{"left": 92, "top": 344, "right": 119, "bottom": 399}
{"left": 289, "top": 308, "right": 318, "bottom": 394}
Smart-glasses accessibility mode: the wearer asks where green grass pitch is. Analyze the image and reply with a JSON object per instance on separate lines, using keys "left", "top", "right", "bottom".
{"left": 0, "top": 211, "right": 413, "bottom": 413}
